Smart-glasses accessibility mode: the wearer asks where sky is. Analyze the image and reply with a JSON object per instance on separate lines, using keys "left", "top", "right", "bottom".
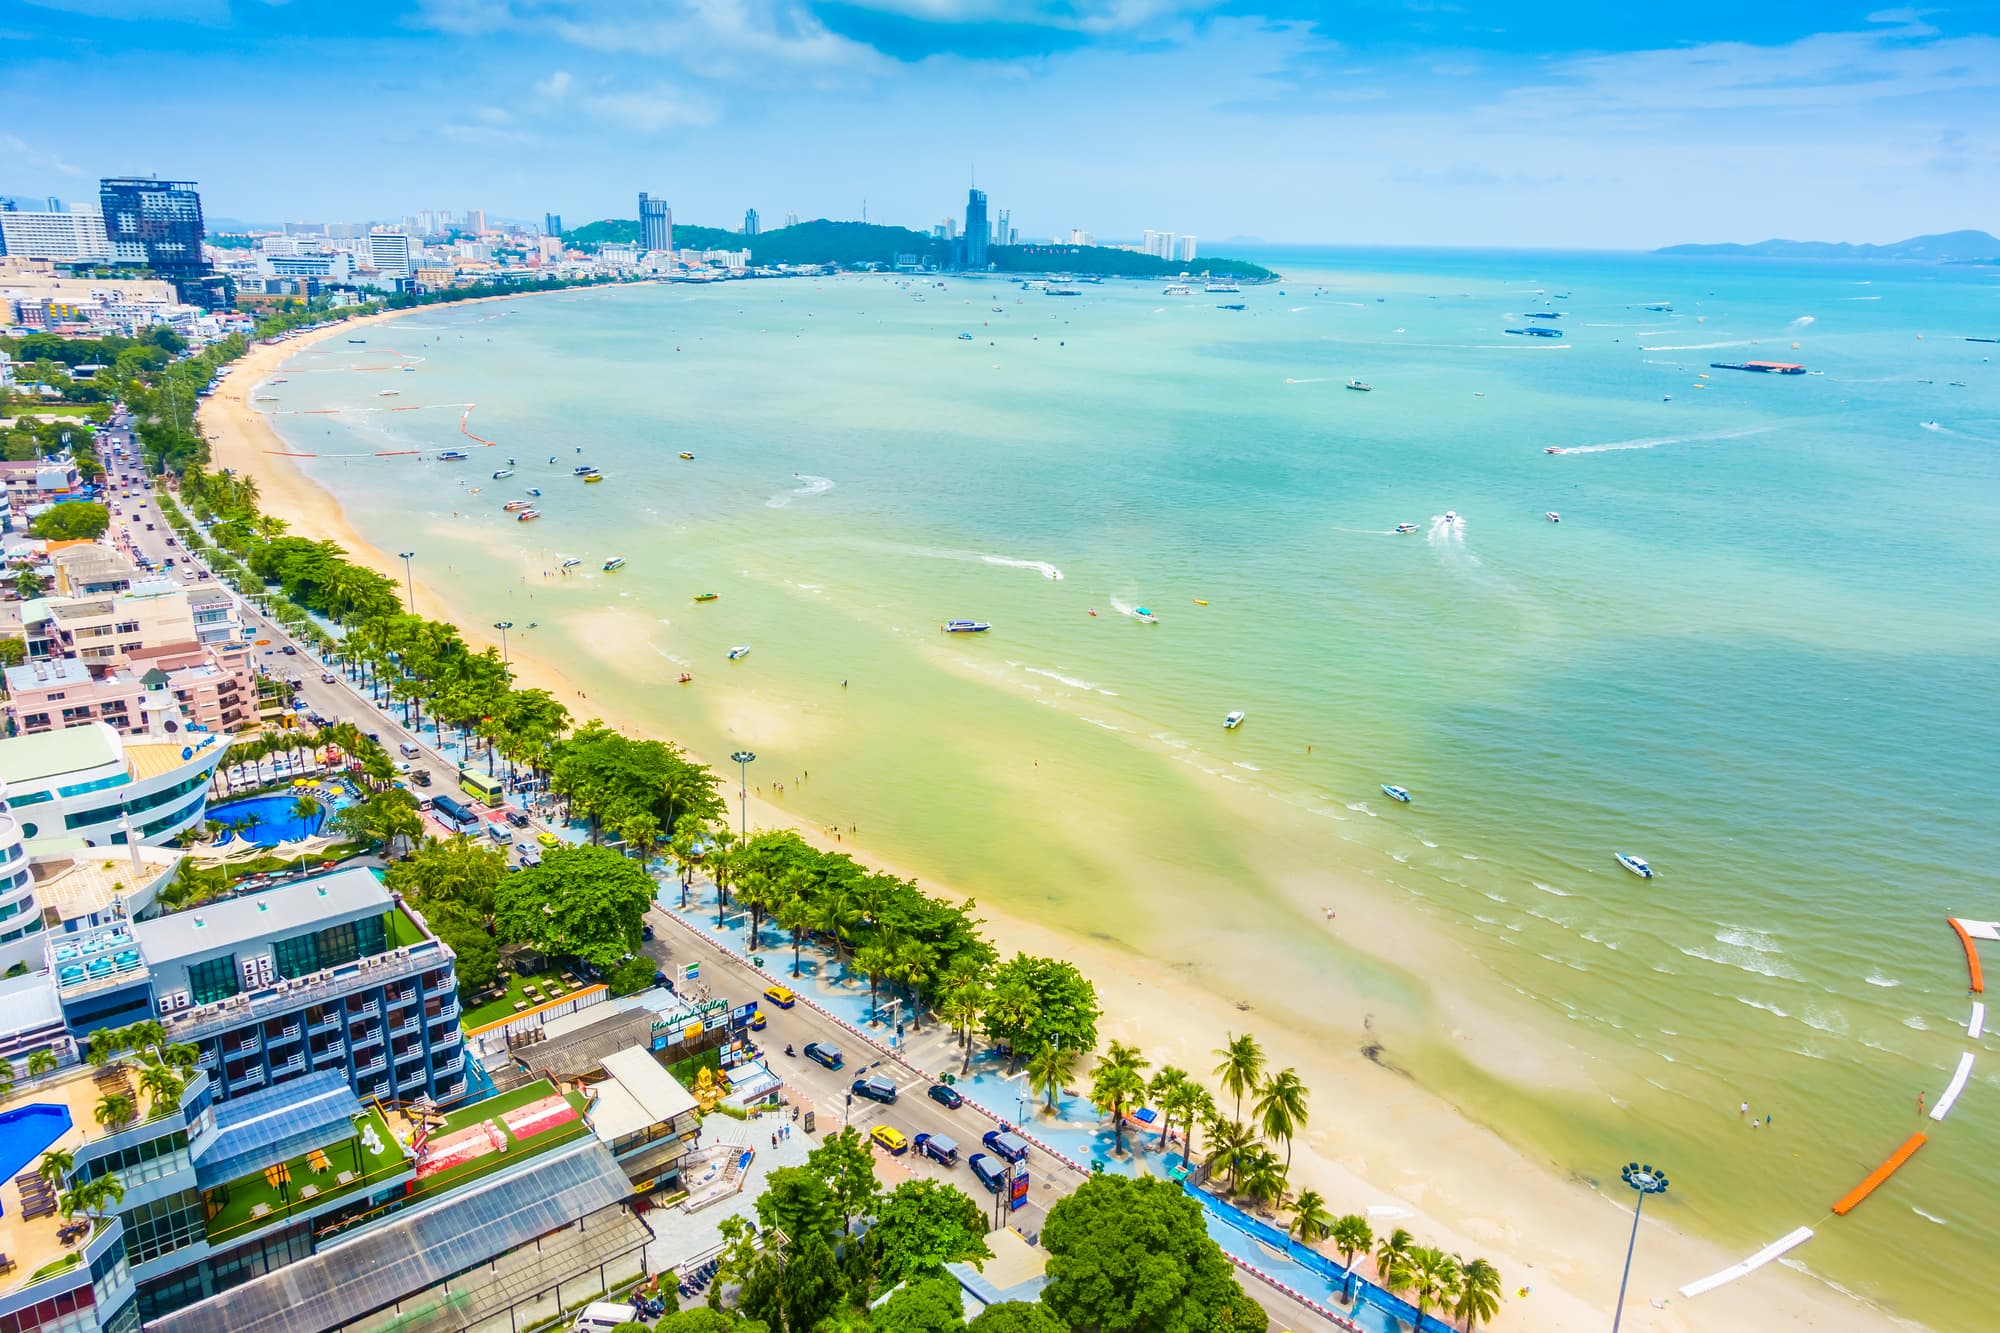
{"left": 2, "top": 1, "right": 1995, "bottom": 249}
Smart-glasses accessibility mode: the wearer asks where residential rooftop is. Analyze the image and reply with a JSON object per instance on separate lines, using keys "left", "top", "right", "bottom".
{"left": 0, "top": 722, "right": 121, "bottom": 785}
{"left": 131, "top": 867, "right": 390, "bottom": 967}
{"left": 28, "top": 843, "right": 180, "bottom": 925}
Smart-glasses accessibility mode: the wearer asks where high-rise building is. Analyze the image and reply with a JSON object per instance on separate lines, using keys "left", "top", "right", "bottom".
{"left": 0, "top": 206, "right": 112, "bottom": 261}
{"left": 98, "top": 176, "right": 208, "bottom": 284}
{"left": 638, "top": 192, "right": 673, "bottom": 253}
{"left": 545, "top": 212, "right": 563, "bottom": 238}
{"left": 994, "top": 208, "right": 1010, "bottom": 250}
{"left": 743, "top": 208, "right": 760, "bottom": 236}
{"left": 964, "top": 188, "right": 988, "bottom": 270}
{"left": 368, "top": 231, "right": 414, "bottom": 277}
{"left": 785, "top": 211, "right": 799, "bottom": 228}
{"left": 467, "top": 209, "right": 487, "bottom": 236}
{"left": 1176, "top": 234, "right": 1198, "bottom": 263}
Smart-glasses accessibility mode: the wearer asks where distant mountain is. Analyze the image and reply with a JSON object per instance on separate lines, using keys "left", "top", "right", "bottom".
{"left": 1656, "top": 230, "right": 2000, "bottom": 262}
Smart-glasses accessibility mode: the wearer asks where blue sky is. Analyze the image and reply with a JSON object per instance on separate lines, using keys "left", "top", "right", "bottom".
{"left": 2, "top": 1, "right": 1994, "bottom": 248}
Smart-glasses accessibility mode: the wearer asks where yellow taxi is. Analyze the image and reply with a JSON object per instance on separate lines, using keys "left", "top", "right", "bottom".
{"left": 535, "top": 831, "right": 561, "bottom": 849}
{"left": 869, "top": 1125, "right": 908, "bottom": 1156}
{"left": 748, "top": 1010, "right": 767, "bottom": 1031}
{"left": 762, "top": 984, "right": 797, "bottom": 1009}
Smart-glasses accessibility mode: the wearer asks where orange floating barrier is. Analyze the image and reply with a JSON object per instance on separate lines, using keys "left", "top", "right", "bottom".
{"left": 1831, "top": 1132, "right": 1926, "bottom": 1216}
{"left": 1949, "top": 918, "right": 1984, "bottom": 993}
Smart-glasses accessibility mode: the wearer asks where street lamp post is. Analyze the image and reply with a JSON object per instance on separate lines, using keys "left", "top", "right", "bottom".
{"left": 493, "top": 621, "right": 513, "bottom": 670}
{"left": 1611, "top": 1162, "right": 1669, "bottom": 1333}
{"left": 398, "top": 551, "right": 416, "bottom": 613}
{"left": 729, "top": 751, "right": 756, "bottom": 839}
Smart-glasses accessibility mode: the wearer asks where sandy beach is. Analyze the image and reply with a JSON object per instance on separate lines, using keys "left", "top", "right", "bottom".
{"left": 201, "top": 298, "right": 1906, "bottom": 1333}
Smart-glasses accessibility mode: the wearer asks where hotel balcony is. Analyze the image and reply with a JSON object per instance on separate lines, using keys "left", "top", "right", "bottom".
{"left": 389, "top": 1017, "right": 418, "bottom": 1039}
{"left": 396, "top": 1067, "right": 427, "bottom": 1093}
{"left": 347, "top": 999, "right": 380, "bottom": 1021}
{"left": 355, "top": 1055, "right": 386, "bottom": 1079}
{"left": 197, "top": 1047, "right": 218, "bottom": 1070}
{"left": 434, "top": 999, "right": 460, "bottom": 1024}
{"left": 229, "top": 1067, "right": 266, "bottom": 1092}
{"left": 429, "top": 1025, "right": 460, "bottom": 1050}
{"left": 265, "top": 1023, "right": 303, "bottom": 1047}
{"left": 163, "top": 942, "right": 454, "bottom": 1047}
{"left": 307, "top": 1012, "right": 341, "bottom": 1035}
{"left": 369, "top": 1080, "right": 391, "bottom": 1101}
{"left": 435, "top": 1052, "right": 463, "bottom": 1078}
{"left": 271, "top": 1054, "right": 305, "bottom": 1078}
{"left": 440, "top": 1077, "right": 467, "bottom": 1102}
{"left": 232, "top": 1037, "right": 259, "bottom": 1056}
{"left": 310, "top": 1041, "right": 346, "bottom": 1065}
{"left": 388, "top": 986, "right": 417, "bottom": 1006}
{"left": 350, "top": 1025, "right": 383, "bottom": 1050}
{"left": 424, "top": 976, "right": 454, "bottom": 1000}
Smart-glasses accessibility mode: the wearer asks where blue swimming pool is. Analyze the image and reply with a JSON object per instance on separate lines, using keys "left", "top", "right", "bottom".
{"left": 0, "top": 1104, "right": 74, "bottom": 1190}
{"left": 209, "top": 786, "right": 354, "bottom": 846}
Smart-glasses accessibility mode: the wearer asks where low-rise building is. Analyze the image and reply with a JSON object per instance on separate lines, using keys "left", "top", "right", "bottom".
{"left": 23, "top": 579, "right": 199, "bottom": 669}
{"left": 49, "top": 544, "right": 138, "bottom": 598}
{"left": 582, "top": 1046, "right": 702, "bottom": 1193}
{"left": 0, "top": 458, "right": 83, "bottom": 516}
{"left": 129, "top": 641, "right": 256, "bottom": 734}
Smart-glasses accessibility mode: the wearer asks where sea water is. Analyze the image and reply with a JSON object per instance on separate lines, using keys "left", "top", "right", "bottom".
{"left": 263, "top": 249, "right": 2000, "bottom": 1326}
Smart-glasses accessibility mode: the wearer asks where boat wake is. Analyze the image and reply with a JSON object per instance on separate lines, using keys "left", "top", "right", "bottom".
{"left": 982, "top": 555, "right": 1065, "bottom": 580}
{"left": 1283, "top": 377, "right": 1333, "bottom": 384}
{"left": 1020, "top": 665, "right": 1117, "bottom": 696}
{"left": 1920, "top": 420, "right": 2000, "bottom": 444}
{"left": 767, "top": 474, "right": 835, "bottom": 508}
{"left": 1639, "top": 340, "right": 1756, "bottom": 351}
{"left": 1552, "top": 425, "right": 1774, "bottom": 455}
{"left": 1789, "top": 315, "right": 1816, "bottom": 329}
{"left": 1426, "top": 513, "right": 1476, "bottom": 562}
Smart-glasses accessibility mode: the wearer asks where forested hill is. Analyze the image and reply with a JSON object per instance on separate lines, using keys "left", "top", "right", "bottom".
{"left": 561, "top": 218, "right": 1275, "bottom": 279}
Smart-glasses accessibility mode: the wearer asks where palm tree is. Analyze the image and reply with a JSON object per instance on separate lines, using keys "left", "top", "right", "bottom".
{"left": 1374, "top": 1228, "right": 1415, "bottom": 1300}
{"left": 1237, "top": 1145, "right": 1287, "bottom": 1210}
{"left": 1027, "top": 1041, "right": 1077, "bottom": 1114}
{"left": 1147, "top": 1067, "right": 1193, "bottom": 1151}
{"left": 94, "top": 1091, "right": 136, "bottom": 1130}
{"left": 1177, "top": 1083, "right": 1217, "bottom": 1168}
{"left": 1253, "top": 1067, "right": 1310, "bottom": 1169}
{"left": 1387, "top": 1246, "right": 1461, "bottom": 1329}
{"left": 1290, "top": 1190, "right": 1334, "bottom": 1251}
{"left": 852, "top": 943, "right": 895, "bottom": 1022}
{"left": 777, "top": 895, "right": 814, "bottom": 977}
{"left": 26, "top": 1048, "right": 57, "bottom": 1078}
{"left": 1089, "top": 1041, "right": 1151, "bottom": 1156}
{"left": 1455, "top": 1256, "right": 1503, "bottom": 1332}
{"left": 290, "top": 792, "right": 324, "bottom": 835}
{"left": 1213, "top": 1032, "right": 1265, "bottom": 1126}
{"left": 1330, "top": 1214, "right": 1374, "bottom": 1303}
{"left": 939, "top": 972, "right": 988, "bottom": 1073}
{"left": 138, "top": 1064, "right": 183, "bottom": 1116}
{"left": 36, "top": 1148, "right": 74, "bottom": 1188}
{"left": 1204, "top": 1115, "right": 1256, "bottom": 1194}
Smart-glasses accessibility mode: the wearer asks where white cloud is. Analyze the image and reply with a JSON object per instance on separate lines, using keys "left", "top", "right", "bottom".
{"left": 534, "top": 69, "right": 573, "bottom": 98}
{"left": 440, "top": 122, "right": 540, "bottom": 145}
{"left": 829, "top": 0, "right": 1213, "bottom": 32}
{"left": 583, "top": 83, "right": 720, "bottom": 131}
{"left": 0, "top": 133, "right": 81, "bottom": 176}
{"left": 474, "top": 105, "right": 512, "bottom": 124}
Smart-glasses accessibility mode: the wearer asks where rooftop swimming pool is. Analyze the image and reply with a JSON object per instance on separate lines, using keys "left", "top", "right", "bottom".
{"left": 208, "top": 782, "right": 359, "bottom": 847}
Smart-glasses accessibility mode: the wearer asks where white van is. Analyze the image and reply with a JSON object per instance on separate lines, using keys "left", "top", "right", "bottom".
{"left": 571, "top": 1302, "right": 639, "bottom": 1333}
{"left": 398, "top": 741, "right": 422, "bottom": 759}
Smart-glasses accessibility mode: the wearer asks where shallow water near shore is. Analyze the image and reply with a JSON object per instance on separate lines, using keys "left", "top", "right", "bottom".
{"left": 260, "top": 249, "right": 2000, "bottom": 1326}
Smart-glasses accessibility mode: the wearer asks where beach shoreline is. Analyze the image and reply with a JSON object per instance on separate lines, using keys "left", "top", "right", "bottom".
{"left": 201, "top": 292, "right": 1908, "bottom": 1333}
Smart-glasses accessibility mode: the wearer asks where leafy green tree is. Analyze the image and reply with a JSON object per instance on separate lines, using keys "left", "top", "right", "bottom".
{"left": 806, "top": 1127, "right": 882, "bottom": 1235}
{"left": 29, "top": 500, "right": 110, "bottom": 540}
{"left": 657, "top": 1307, "right": 740, "bottom": 1332}
{"left": 779, "top": 1228, "right": 843, "bottom": 1333}
{"left": 868, "top": 1179, "right": 993, "bottom": 1289}
{"left": 1042, "top": 1175, "right": 1267, "bottom": 1333}
{"left": 1384, "top": 1245, "right": 1460, "bottom": 1329}
{"left": 1236, "top": 1145, "right": 1286, "bottom": 1209}
{"left": 754, "top": 1166, "right": 841, "bottom": 1243}
{"left": 980, "top": 955, "right": 1098, "bottom": 1064}
{"left": 426, "top": 911, "right": 500, "bottom": 991}
{"left": 1203, "top": 1116, "right": 1255, "bottom": 1195}
{"left": 493, "top": 843, "right": 655, "bottom": 971}
{"left": 1089, "top": 1041, "right": 1150, "bottom": 1156}
{"left": 965, "top": 1304, "right": 1066, "bottom": 1333}
{"left": 0, "top": 637, "right": 26, "bottom": 668}
{"left": 384, "top": 837, "right": 508, "bottom": 916}
{"left": 1028, "top": 1041, "right": 1076, "bottom": 1113}
{"left": 710, "top": 1215, "right": 763, "bottom": 1312}
{"left": 609, "top": 956, "right": 656, "bottom": 996}
{"left": 1213, "top": 1033, "right": 1265, "bottom": 1128}
{"left": 873, "top": 1277, "right": 967, "bottom": 1333}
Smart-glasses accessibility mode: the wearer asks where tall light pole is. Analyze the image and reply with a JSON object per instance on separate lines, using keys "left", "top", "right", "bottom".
{"left": 398, "top": 551, "right": 416, "bottom": 613}
{"left": 730, "top": 751, "right": 756, "bottom": 839}
{"left": 1611, "top": 1162, "right": 1669, "bottom": 1333}
{"left": 492, "top": 621, "right": 513, "bottom": 670}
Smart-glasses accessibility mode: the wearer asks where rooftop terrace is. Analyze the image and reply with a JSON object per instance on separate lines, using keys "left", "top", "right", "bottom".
{"left": 203, "top": 1103, "right": 405, "bottom": 1248}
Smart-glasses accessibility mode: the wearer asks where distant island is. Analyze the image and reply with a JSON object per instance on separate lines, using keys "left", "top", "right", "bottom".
{"left": 563, "top": 217, "right": 1276, "bottom": 281}
{"left": 1656, "top": 229, "right": 2000, "bottom": 263}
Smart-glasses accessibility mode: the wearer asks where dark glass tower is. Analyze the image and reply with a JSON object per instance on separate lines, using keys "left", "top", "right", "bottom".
{"left": 964, "top": 188, "right": 988, "bottom": 270}
{"left": 99, "top": 176, "right": 207, "bottom": 280}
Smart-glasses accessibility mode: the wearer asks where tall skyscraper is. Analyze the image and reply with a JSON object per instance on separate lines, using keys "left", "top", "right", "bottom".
{"left": 0, "top": 208, "right": 112, "bottom": 262}
{"left": 638, "top": 192, "right": 673, "bottom": 253}
{"left": 994, "top": 208, "right": 1011, "bottom": 249}
{"left": 744, "top": 208, "right": 760, "bottom": 236}
{"left": 467, "top": 209, "right": 487, "bottom": 235}
{"left": 1176, "top": 235, "right": 1198, "bottom": 263}
{"left": 368, "top": 231, "right": 414, "bottom": 277}
{"left": 964, "top": 188, "right": 988, "bottom": 270}
{"left": 98, "top": 176, "right": 207, "bottom": 282}
{"left": 785, "top": 212, "right": 799, "bottom": 228}
{"left": 545, "top": 213, "right": 563, "bottom": 238}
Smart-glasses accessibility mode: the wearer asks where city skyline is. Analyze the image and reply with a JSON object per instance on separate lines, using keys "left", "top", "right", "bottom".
{"left": 1, "top": 2, "right": 1993, "bottom": 248}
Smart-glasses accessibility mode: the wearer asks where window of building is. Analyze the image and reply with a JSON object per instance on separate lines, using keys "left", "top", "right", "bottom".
{"left": 186, "top": 954, "right": 239, "bottom": 1007}
{"left": 79, "top": 1130, "right": 188, "bottom": 1189}
{"left": 121, "top": 1188, "right": 206, "bottom": 1265}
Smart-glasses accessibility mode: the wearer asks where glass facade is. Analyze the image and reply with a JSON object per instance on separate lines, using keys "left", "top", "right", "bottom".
{"left": 121, "top": 1189, "right": 206, "bottom": 1265}
{"left": 186, "top": 955, "right": 239, "bottom": 1007}
{"left": 78, "top": 1131, "right": 189, "bottom": 1188}
{"left": 272, "top": 917, "right": 386, "bottom": 980}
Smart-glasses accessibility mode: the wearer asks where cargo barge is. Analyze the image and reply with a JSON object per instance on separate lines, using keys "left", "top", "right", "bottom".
{"left": 1709, "top": 361, "right": 1805, "bottom": 374}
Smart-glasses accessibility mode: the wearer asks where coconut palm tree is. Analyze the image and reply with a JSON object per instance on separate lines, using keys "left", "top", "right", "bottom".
{"left": 1330, "top": 1214, "right": 1374, "bottom": 1303}
{"left": 1253, "top": 1067, "right": 1310, "bottom": 1169}
{"left": 1027, "top": 1041, "right": 1077, "bottom": 1114}
{"left": 137, "top": 1064, "right": 183, "bottom": 1116}
{"left": 1089, "top": 1041, "right": 1151, "bottom": 1156}
{"left": 36, "top": 1148, "right": 74, "bottom": 1188}
{"left": 1387, "top": 1246, "right": 1461, "bottom": 1329}
{"left": 1176, "top": 1083, "right": 1217, "bottom": 1168}
{"left": 94, "top": 1091, "right": 136, "bottom": 1130}
{"left": 1204, "top": 1115, "right": 1256, "bottom": 1194}
{"left": 26, "top": 1048, "right": 58, "bottom": 1078}
{"left": 777, "top": 894, "right": 814, "bottom": 977}
{"left": 1147, "top": 1067, "right": 1193, "bottom": 1151}
{"left": 1290, "top": 1190, "right": 1334, "bottom": 1251}
{"left": 1213, "top": 1032, "right": 1265, "bottom": 1127}
{"left": 1374, "top": 1227, "right": 1415, "bottom": 1297}
{"left": 939, "top": 971, "right": 988, "bottom": 1073}
{"left": 1237, "top": 1145, "right": 1287, "bottom": 1210}
{"left": 1455, "top": 1257, "right": 1503, "bottom": 1332}
{"left": 290, "top": 792, "right": 324, "bottom": 835}
{"left": 851, "top": 943, "right": 895, "bottom": 1022}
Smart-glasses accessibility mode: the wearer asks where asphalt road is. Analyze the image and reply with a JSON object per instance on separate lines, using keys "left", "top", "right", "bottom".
{"left": 101, "top": 428, "right": 1339, "bottom": 1333}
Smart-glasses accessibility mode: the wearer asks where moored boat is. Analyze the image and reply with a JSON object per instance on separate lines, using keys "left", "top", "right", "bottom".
{"left": 582, "top": 472, "right": 604, "bottom": 483}
{"left": 492, "top": 468, "right": 513, "bottom": 479}
{"left": 1346, "top": 380, "right": 1373, "bottom": 392}
{"left": 1395, "top": 523, "right": 1418, "bottom": 534}
{"left": 516, "top": 509, "right": 541, "bottom": 522}
{"left": 1616, "top": 852, "right": 1654, "bottom": 879}
{"left": 503, "top": 500, "right": 532, "bottom": 511}
{"left": 1505, "top": 327, "right": 1564, "bottom": 338}
{"left": 693, "top": 592, "right": 718, "bottom": 602}
{"left": 727, "top": 645, "right": 750, "bottom": 660}
{"left": 573, "top": 465, "right": 597, "bottom": 475}
{"left": 1223, "top": 711, "right": 1246, "bottom": 730}
{"left": 942, "top": 620, "right": 990, "bottom": 633}
{"left": 1545, "top": 511, "right": 1561, "bottom": 523}
{"left": 679, "top": 451, "right": 694, "bottom": 460}
{"left": 1381, "top": 784, "right": 1412, "bottom": 803}
{"left": 526, "top": 487, "right": 541, "bottom": 496}
{"left": 602, "top": 556, "right": 625, "bottom": 571}
{"left": 438, "top": 449, "right": 469, "bottom": 461}
{"left": 561, "top": 558, "right": 582, "bottom": 569}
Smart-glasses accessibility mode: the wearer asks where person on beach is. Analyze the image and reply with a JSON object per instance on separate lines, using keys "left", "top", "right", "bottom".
{"left": 1917, "top": 1091, "right": 1926, "bottom": 1116}
{"left": 1740, "top": 1101, "right": 1749, "bottom": 1119}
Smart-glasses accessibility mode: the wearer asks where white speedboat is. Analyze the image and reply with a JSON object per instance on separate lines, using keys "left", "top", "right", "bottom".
{"left": 1545, "top": 511, "right": 1561, "bottom": 523}
{"left": 1395, "top": 523, "right": 1418, "bottom": 534}
{"left": 727, "top": 645, "right": 750, "bottom": 660}
{"left": 1132, "top": 606, "right": 1158, "bottom": 623}
{"left": 1381, "top": 784, "right": 1411, "bottom": 803}
{"left": 1616, "top": 853, "right": 1654, "bottom": 879}
{"left": 561, "top": 558, "right": 582, "bottom": 569}
{"left": 438, "top": 449, "right": 469, "bottom": 461}
{"left": 1443, "top": 510, "right": 1459, "bottom": 525}
{"left": 942, "top": 620, "right": 991, "bottom": 633}
{"left": 602, "top": 556, "right": 625, "bottom": 571}
{"left": 1223, "top": 711, "right": 1246, "bottom": 730}
{"left": 1346, "top": 380, "right": 1373, "bottom": 392}
{"left": 492, "top": 469, "right": 513, "bottom": 479}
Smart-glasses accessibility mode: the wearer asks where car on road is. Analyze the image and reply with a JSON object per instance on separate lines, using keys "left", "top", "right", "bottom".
{"left": 749, "top": 1010, "right": 766, "bottom": 1030}
{"left": 913, "top": 1132, "right": 960, "bottom": 1166}
{"left": 762, "top": 984, "right": 796, "bottom": 1009}
{"left": 321, "top": 672, "right": 336, "bottom": 683}
{"left": 927, "top": 1083, "right": 964, "bottom": 1110}
{"left": 869, "top": 1125, "right": 908, "bottom": 1156}
{"left": 981, "top": 1130, "right": 1030, "bottom": 1164}
{"left": 968, "top": 1152, "right": 1007, "bottom": 1193}
{"left": 851, "top": 1074, "right": 897, "bottom": 1105}
{"left": 410, "top": 768, "right": 432, "bottom": 787}
{"left": 536, "top": 831, "right": 560, "bottom": 849}
{"left": 802, "top": 1042, "right": 843, "bottom": 1071}
{"left": 504, "top": 810, "right": 530, "bottom": 828}
{"left": 515, "top": 840, "right": 541, "bottom": 867}
{"left": 281, "top": 645, "right": 297, "bottom": 655}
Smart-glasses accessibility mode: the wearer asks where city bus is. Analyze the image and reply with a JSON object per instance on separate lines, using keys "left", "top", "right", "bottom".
{"left": 458, "top": 769, "right": 506, "bottom": 808}
{"left": 430, "top": 794, "right": 479, "bottom": 832}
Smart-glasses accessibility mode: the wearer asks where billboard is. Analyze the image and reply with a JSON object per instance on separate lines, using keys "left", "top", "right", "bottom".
{"left": 1009, "top": 1168, "right": 1030, "bottom": 1211}
{"left": 731, "top": 1003, "right": 758, "bottom": 1029}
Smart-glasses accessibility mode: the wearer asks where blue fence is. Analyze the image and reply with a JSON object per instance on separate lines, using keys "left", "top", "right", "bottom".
{"left": 1188, "top": 1186, "right": 1459, "bottom": 1333}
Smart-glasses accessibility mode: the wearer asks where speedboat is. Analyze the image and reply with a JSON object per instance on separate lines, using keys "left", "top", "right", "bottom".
{"left": 1544, "top": 446, "right": 1564, "bottom": 455}
{"left": 1346, "top": 380, "right": 1373, "bottom": 392}
{"left": 1216, "top": 303, "right": 1246, "bottom": 311}
{"left": 526, "top": 487, "right": 541, "bottom": 496}
{"left": 958, "top": 332, "right": 974, "bottom": 341}
{"left": 517, "top": 509, "right": 541, "bottom": 522}
{"left": 1223, "top": 711, "right": 1246, "bottom": 730}
{"left": 1132, "top": 607, "right": 1158, "bottom": 623}
{"left": 438, "top": 450, "right": 469, "bottom": 461}
{"left": 602, "top": 556, "right": 625, "bottom": 571}
{"left": 727, "top": 645, "right": 750, "bottom": 660}
{"left": 693, "top": 592, "right": 718, "bottom": 602}
{"left": 492, "top": 469, "right": 513, "bottom": 479}
{"left": 1443, "top": 511, "right": 1459, "bottom": 525}
{"left": 583, "top": 472, "right": 603, "bottom": 483}
{"left": 1381, "top": 785, "right": 1412, "bottom": 803}
{"left": 1616, "top": 853, "right": 1654, "bottom": 879}
{"left": 503, "top": 500, "right": 533, "bottom": 512}
{"left": 378, "top": 389, "right": 399, "bottom": 397}
{"left": 1395, "top": 523, "right": 1418, "bottom": 534}
{"left": 942, "top": 620, "right": 991, "bottom": 633}
{"left": 1545, "top": 511, "right": 1561, "bottom": 523}
{"left": 561, "top": 558, "right": 582, "bottom": 569}
{"left": 573, "top": 465, "right": 596, "bottom": 476}
{"left": 1504, "top": 327, "right": 1564, "bottom": 338}
{"left": 679, "top": 451, "right": 694, "bottom": 460}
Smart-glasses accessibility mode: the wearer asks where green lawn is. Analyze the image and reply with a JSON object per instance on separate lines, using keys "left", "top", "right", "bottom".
{"left": 204, "top": 1106, "right": 406, "bottom": 1244}
{"left": 385, "top": 905, "right": 428, "bottom": 950}
{"left": 459, "top": 962, "right": 589, "bottom": 1031}
{"left": 406, "top": 1082, "right": 591, "bottom": 1201}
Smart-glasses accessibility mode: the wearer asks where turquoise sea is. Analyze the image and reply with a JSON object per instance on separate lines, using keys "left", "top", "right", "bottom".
{"left": 261, "top": 249, "right": 2000, "bottom": 1326}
